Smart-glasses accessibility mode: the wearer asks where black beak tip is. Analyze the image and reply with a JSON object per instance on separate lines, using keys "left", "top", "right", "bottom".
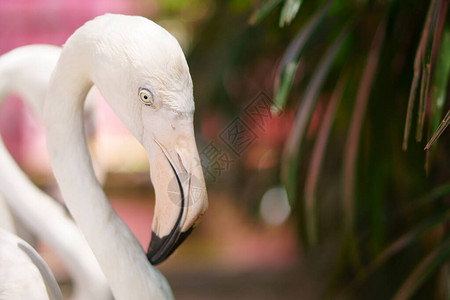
{"left": 146, "top": 226, "right": 194, "bottom": 265}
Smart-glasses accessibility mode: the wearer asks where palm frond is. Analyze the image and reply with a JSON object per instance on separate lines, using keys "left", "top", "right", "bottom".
{"left": 426, "top": 109, "right": 450, "bottom": 149}
{"left": 304, "top": 77, "right": 345, "bottom": 246}
{"left": 249, "top": 0, "right": 283, "bottom": 25}
{"left": 282, "top": 21, "right": 350, "bottom": 213}
{"left": 425, "top": 23, "right": 450, "bottom": 150}
{"left": 279, "top": 0, "right": 303, "bottom": 27}
{"left": 273, "top": 2, "right": 332, "bottom": 111}
{"left": 402, "top": 181, "right": 450, "bottom": 214}
{"left": 339, "top": 210, "right": 450, "bottom": 297}
{"left": 393, "top": 237, "right": 450, "bottom": 300}
{"left": 403, "top": 0, "right": 441, "bottom": 149}
{"left": 416, "top": 0, "right": 444, "bottom": 143}
{"left": 342, "top": 17, "right": 386, "bottom": 244}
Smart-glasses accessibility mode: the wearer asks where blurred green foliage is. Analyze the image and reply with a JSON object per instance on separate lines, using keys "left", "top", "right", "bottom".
{"left": 251, "top": 0, "right": 450, "bottom": 299}
{"left": 156, "top": 0, "right": 450, "bottom": 298}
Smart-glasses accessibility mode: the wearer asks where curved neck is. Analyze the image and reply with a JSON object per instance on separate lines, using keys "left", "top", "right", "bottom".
{"left": 45, "top": 47, "right": 172, "bottom": 300}
{"left": 0, "top": 57, "right": 111, "bottom": 300}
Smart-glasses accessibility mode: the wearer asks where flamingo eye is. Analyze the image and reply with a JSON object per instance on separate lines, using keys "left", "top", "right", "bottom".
{"left": 138, "top": 88, "right": 154, "bottom": 107}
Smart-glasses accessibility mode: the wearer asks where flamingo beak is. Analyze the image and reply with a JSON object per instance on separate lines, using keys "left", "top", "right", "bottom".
{"left": 144, "top": 123, "right": 208, "bottom": 265}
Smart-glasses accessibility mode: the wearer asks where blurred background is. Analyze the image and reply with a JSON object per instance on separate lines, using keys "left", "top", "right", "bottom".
{"left": 0, "top": 0, "right": 449, "bottom": 299}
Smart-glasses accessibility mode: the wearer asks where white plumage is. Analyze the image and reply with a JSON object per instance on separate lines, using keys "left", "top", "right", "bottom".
{"left": 0, "top": 228, "right": 63, "bottom": 300}
{"left": 45, "top": 14, "right": 208, "bottom": 299}
{"left": 0, "top": 45, "right": 111, "bottom": 300}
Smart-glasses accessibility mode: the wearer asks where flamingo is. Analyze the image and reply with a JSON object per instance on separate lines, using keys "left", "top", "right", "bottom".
{"left": 0, "top": 228, "right": 63, "bottom": 300}
{"left": 44, "top": 14, "right": 208, "bottom": 299}
{"left": 0, "top": 44, "right": 111, "bottom": 300}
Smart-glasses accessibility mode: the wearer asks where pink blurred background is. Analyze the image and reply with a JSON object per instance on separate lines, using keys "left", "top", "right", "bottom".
{"left": 0, "top": 0, "right": 143, "bottom": 167}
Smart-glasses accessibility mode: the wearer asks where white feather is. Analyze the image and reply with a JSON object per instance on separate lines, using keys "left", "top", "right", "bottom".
{"left": 0, "top": 44, "right": 111, "bottom": 300}
{"left": 0, "top": 228, "right": 62, "bottom": 300}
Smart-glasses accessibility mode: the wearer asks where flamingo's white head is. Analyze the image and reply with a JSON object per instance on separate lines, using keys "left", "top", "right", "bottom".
{"left": 59, "top": 14, "right": 208, "bottom": 265}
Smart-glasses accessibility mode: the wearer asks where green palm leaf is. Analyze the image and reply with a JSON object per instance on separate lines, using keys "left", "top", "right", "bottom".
{"left": 279, "top": 0, "right": 303, "bottom": 27}
{"left": 282, "top": 22, "right": 351, "bottom": 245}
{"left": 342, "top": 18, "right": 386, "bottom": 250}
{"left": 393, "top": 237, "right": 450, "bottom": 300}
{"left": 304, "top": 76, "right": 345, "bottom": 246}
{"left": 403, "top": 0, "right": 442, "bottom": 149}
{"left": 339, "top": 210, "right": 450, "bottom": 298}
{"left": 426, "top": 24, "right": 450, "bottom": 150}
{"left": 273, "top": 1, "right": 332, "bottom": 111}
{"left": 249, "top": 0, "right": 283, "bottom": 25}
{"left": 426, "top": 109, "right": 450, "bottom": 150}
